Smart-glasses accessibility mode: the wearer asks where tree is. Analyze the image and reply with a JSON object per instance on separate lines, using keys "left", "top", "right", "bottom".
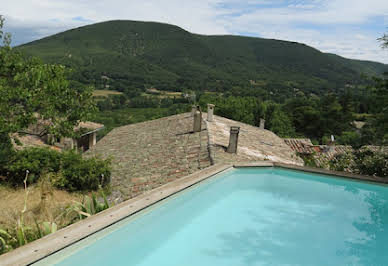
{"left": 378, "top": 32, "right": 388, "bottom": 49}
{"left": 0, "top": 16, "right": 96, "bottom": 138}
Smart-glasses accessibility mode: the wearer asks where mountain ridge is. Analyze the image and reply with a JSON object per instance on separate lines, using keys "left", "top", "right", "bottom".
{"left": 17, "top": 20, "right": 388, "bottom": 95}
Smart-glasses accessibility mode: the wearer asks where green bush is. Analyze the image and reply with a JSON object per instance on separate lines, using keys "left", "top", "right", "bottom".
{"left": 330, "top": 148, "right": 388, "bottom": 177}
{"left": 5, "top": 148, "right": 61, "bottom": 184}
{"left": 0, "top": 133, "right": 15, "bottom": 167}
{"left": 354, "top": 148, "right": 388, "bottom": 177}
{"left": 56, "top": 151, "right": 111, "bottom": 191}
{"left": 2, "top": 148, "right": 111, "bottom": 191}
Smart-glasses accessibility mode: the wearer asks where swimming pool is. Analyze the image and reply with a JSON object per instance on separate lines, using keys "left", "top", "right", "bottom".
{"left": 34, "top": 167, "right": 388, "bottom": 265}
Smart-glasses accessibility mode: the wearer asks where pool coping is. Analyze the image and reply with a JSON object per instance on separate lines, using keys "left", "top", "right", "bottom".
{"left": 1, "top": 161, "right": 386, "bottom": 265}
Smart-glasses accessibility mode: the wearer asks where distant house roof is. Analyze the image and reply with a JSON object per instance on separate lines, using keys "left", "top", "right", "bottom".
{"left": 11, "top": 133, "right": 59, "bottom": 151}
{"left": 283, "top": 138, "right": 315, "bottom": 154}
{"left": 22, "top": 120, "right": 103, "bottom": 136}
{"left": 14, "top": 121, "right": 104, "bottom": 150}
{"left": 351, "top": 121, "right": 366, "bottom": 129}
{"left": 75, "top": 121, "right": 104, "bottom": 135}
{"left": 87, "top": 112, "right": 303, "bottom": 203}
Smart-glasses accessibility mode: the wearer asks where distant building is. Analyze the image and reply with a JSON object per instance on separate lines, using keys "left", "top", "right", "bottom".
{"left": 13, "top": 120, "right": 104, "bottom": 152}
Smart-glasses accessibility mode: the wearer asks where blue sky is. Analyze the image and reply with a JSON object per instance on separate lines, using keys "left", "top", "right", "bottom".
{"left": 2, "top": 0, "right": 388, "bottom": 63}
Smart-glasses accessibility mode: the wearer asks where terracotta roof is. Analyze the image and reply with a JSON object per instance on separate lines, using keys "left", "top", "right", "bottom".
{"left": 283, "top": 138, "right": 315, "bottom": 154}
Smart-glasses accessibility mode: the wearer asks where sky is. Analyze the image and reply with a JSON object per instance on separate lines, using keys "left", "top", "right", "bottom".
{"left": 2, "top": 0, "right": 388, "bottom": 63}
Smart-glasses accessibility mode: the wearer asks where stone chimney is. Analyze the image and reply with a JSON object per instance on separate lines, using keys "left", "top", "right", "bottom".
{"left": 329, "top": 135, "right": 335, "bottom": 153}
{"left": 259, "top": 118, "right": 265, "bottom": 129}
{"left": 193, "top": 106, "right": 202, "bottom": 132}
{"left": 227, "top": 126, "right": 240, "bottom": 153}
{"left": 63, "top": 138, "right": 74, "bottom": 150}
{"left": 191, "top": 105, "right": 197, "bottom": 116}
{"left": 207, "top": 104, "right": 215, "bottom": 122}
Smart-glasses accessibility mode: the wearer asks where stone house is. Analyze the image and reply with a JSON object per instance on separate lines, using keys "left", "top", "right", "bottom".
{"left": 14, "top": 121, "right": 104, "bottom": 152}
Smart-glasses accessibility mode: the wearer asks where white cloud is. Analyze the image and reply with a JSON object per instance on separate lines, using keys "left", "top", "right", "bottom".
{"left": 1, "top": 0, "right": 388, "bottom": 63}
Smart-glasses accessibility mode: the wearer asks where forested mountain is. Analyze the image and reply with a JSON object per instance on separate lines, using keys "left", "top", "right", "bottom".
{"left": 18, "top": 20, "right": 388, "bottom": 95}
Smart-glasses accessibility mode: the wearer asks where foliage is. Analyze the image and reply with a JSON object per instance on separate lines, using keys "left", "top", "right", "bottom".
{"left": 0, "top": 16, "right": 96, "bottom": 142}
{"left": 0, "top": 229, "right": 13, "bottom": 254}
{"left": 66, "top": 191, "right": 110, "bottom": 222}
{"left": 56, "top": 151, "right": 111, "bottom": 191}
{"left": 35, "top": 221, "right": 58, "bottom": 238}
{"left": 263, "top": 102, "right": 296, "bottom": 137}
{"left": 16, "top": 20, "right": 388, "bottom": 98}
{"left": 378, "top": 33, "right": 388, "bottom": 49}
{"left": 4, "top": 148, "right": 62, "bottom": 184}
{"left": 0, "top": 132, "right": 14, "bottom": 166}
{"left": 2, "top": 148, "right": 111, "bottom": 191}
{"left": 353, "top": 148, "right": 388, "bottom": 177}
{"left": 329, "top": 148, "right": 388, "bottom": 177}
{"left": 337, "top": 131, "right": 361, "bottom": 148}
{"left": 298, "top": 153, "right": 318, "bottom": 168}
{"left": 329, "top": 151, "right": 357, "bottom": 173}
{"left": 283, "top": 93, "right": 354, "bottom": 141}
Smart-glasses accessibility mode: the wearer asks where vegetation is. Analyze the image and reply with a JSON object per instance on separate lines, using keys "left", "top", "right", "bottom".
{"left": 66, "top": 192, "right": 110, "bottom": 222}
{"left": 17, "top": 20, "right": 388, "bottom": 99}
{"left": 0, "top": 18, "right": 95, "bottom": 136}
{"left": 330, "top": 148, "right": 388, "bottom": 177}
{"left": 0, "top": 170, "right": 110, "bottom": 255}
{"left": 1, "top": 147, "right": 111, "bottom": 191}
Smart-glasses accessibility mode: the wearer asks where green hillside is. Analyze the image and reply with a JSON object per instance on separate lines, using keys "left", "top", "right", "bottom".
{"left": 18, "top": 20, "right": 388, "bottom": 95}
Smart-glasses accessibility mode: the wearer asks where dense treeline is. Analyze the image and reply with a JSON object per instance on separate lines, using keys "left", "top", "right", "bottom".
{"left": 197, "top": 75, "right": 387, "bottom": 146}
{"left": 94, "top": 76, "right": 386, "bottom": 147}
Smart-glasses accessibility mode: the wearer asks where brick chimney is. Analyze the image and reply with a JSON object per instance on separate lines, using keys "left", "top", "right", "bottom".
{"left": 227, "top": 126, "right": 240, "bottom": 153}
{"left": 193, "top": 106, "right": 202, "bottom": 132}
{"left": 259, "top": 118, "right": 265, "bottom": 129}
{"left": 207, "top": 104, "right": 215, "bottom": 122}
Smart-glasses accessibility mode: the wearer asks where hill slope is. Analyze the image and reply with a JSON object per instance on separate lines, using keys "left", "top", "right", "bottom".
{"left": 18, "top": 20, "right": 388, "bottom": 94}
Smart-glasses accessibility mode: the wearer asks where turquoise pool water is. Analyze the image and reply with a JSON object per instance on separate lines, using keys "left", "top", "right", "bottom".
{"left": 35, "top": 168, "right": 388, "bottom": 266}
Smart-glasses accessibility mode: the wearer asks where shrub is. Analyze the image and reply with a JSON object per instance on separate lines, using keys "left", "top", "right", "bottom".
{"left": 0, "top": 133, "right": 15, "bottom": 168}
{"left": 329, "top": 148, "right": 388, "bottom": 177}
{"left": 329, "top": 151, "right": 357, "bottom": 172}
{"left": 5, "top": 148, "right": 61, "bottom": 184}
{"left": 354, "top": 148, "right": 388, "bottom": 177}
{"left": 2, "top": 148, "right": 111, "bottom": 191}
{"left": 55, "top": 151, "right": 111, "bottom": 191}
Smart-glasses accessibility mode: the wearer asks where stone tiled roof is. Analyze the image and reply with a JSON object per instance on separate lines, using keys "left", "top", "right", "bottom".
{"left": 87, "top": 112, "right": 303, "bottom": 202}
{"left": 207, "top": 116, "right": 304, "bottom": 165}
{"left": 283, "top": 138, "right": 315, "bottom": 154}
{"left": 86, "top": 113, "right": 211, "bottom": 202}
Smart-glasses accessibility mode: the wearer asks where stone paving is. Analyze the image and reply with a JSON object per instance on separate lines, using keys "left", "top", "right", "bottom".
{"left": 87, "top": 112, "right": 303, "bottom": 202}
